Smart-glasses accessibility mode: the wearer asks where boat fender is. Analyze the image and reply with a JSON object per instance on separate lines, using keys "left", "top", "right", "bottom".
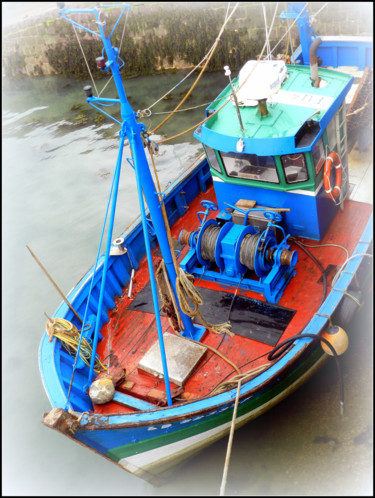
{"left": 89, "top": 374, "right": 115, "bottom": 404}
{"left": 321, "top": 325, "right": 349, "bottom": 356}
{"left": 323, "top": 152, "right": 342, "bottom": 201}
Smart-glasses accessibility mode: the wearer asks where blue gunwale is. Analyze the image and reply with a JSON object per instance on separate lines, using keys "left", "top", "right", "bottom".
{"left": 39, "top": 202, "right": 372, "bottom": 426}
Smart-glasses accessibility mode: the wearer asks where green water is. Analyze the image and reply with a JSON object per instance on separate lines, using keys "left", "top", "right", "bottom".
{"left": 3, "top": 68, "right": 372, "bottom": 496}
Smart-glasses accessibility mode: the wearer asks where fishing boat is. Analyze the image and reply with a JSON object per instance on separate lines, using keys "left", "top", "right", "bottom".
{"left": 38, "top": 2, "right": 373, "bottom": 487}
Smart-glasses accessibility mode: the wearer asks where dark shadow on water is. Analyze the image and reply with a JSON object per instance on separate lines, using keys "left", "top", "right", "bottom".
{"left": 152, "top": 289, "right": 373, "bottom": 496}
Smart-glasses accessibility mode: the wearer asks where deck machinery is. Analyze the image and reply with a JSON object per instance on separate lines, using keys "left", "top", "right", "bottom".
{"left": 179, "top": 57, "right": 353, "bottom": 303}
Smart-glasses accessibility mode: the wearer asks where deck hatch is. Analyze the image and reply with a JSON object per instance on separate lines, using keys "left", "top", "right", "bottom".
{"left": 137, "top": 332, "right": 207, "bottom": 386}
{"left": 129, "top": 282, "right": 296, "bottom": 346}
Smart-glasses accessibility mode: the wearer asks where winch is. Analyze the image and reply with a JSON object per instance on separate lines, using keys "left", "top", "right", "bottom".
{"left": 179, "top": 200, "right": 298, "bottom": 303}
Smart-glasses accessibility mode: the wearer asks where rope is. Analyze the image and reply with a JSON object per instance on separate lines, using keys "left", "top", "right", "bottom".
{"left": 144, "top": 2, "right": 237, "bottom": 113}
{"left": 346, "top": 102, "right": 369, "bottom": 118}
{"left": 310, "top": 2, "right": 328, "bottom": 24}
{"left": 154, "top": 0, "right": 292, "bottom": 144}
{"left": 156, "top": 256, "right": 240, "bottom": 372}
{"left": 269, "top": 2, "right": 309, "bottom": 56}
{"left": 72, "top": 24, "right": 99, "bottom": 97}
{"left": 285, "top": 1, "right": 295, "bottom": 64}
{"left": 295, "top": 241, "right": 350, "bottom": 262}
{"left": 150, "top": 2, "right": 240, "bottom": 135}
{"left": 151, "top": 95, "right": 227, "bottom": 115}
{"left": 156, "top": 260, "right": 182, "bottom": 332}
{"left": 46, "top": 317, "right": 107, "bottom": 374}
{"left": 148, "top": 144, "right": 233, "bottom": 339}
{"left": 176, "top": 266, "right": 233, "bottom": 337}
{"left": 332, "top": 253, "right": 373, "bottom": 288}
{"left": 211, "top": 363, "right": 270, "bottom": 395}
{"left": 220, "top": 379, "right": 242, "bottom": 496}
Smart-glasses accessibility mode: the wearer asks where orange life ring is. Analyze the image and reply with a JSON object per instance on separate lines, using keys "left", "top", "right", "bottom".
{"left": 323, "top": 152, "right": 342, "bottom": 201}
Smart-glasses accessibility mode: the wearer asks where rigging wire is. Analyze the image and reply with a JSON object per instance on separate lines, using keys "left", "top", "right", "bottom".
{"left": 150, "top": 2, "right": 240, "bottom": 135}
{"left": 146, "top": 2, "right": 236, "bottom": 112}
{"left": 310, "top": 2, "right": 329, "bottom": 24}
{"left": 285, "top": 1, "right": 295, "bottom": 63}
{"left": 72, "top": 23, "right": 99, "bottom": 97}
{"left": 151, "top": 95, "right": 228, "bottom": 115}
{"left": 262, "top": 2, "right": 274, "bottom": 60}
{"left": 152, "top": 1, "right": 289, "bottom": 144}
{"left": 268, "top": 2, "right": 309, "bottom": 56}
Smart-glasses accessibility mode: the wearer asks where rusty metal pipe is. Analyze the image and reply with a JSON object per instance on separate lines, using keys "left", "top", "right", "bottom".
{"left": 179, "top": 230, "right": 192, "bottom": 246}
{"left": 309, "top": 37, "right": 322, "bottom": 88}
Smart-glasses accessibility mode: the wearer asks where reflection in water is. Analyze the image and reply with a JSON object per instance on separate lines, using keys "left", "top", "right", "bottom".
{"left": 3, "top": 72, "right": 372, "bottom": 496}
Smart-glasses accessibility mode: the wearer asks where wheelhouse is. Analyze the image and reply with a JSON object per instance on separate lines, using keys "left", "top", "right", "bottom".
{"left": 194, "top": 63, "right": 353, "bottom": 240}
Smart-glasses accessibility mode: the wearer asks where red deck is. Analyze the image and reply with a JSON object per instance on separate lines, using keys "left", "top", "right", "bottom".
{"left": 94, "top": 185, "right": 372, "bottom": 415}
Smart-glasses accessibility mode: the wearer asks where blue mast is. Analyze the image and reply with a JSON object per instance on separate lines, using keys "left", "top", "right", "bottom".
{"left": 58, "top": 4, "right": 204, "bottom": 407}
{"left": 280, "top": 2, "right": 316, "bottom": 65}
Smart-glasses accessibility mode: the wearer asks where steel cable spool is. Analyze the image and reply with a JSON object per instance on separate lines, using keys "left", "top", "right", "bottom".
{"left": 239, "top": 234, "right": 261, "bottom": 271}
{"left": 200, "top": 224, "right": 221, "bottom": 263}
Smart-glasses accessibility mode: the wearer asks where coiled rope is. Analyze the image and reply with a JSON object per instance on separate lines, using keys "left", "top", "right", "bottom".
{"left": 148, "top": 143, "right": 233, "bottom": 339}
{"left": 46, "top": 317, "right": 107, "bottom": 374}
{"left": 156, "top": 260, "right": 239, "bottom": 373}
{"left": 175, "top": 266, "right": 233, "bottom": 336}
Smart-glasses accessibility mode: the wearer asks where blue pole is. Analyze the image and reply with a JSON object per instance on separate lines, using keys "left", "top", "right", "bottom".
{"left": 95, "top": 8, "right": 201, "bottom": 341}
{"left": 59, "top": 5, "right": 204, "bottom": 399}
{"left": 281, "top": 3, "right": 314, "bottom": 65}
{"left": 87, "top": 131, "right": 125, "bottom": 387}
{"left": 130, "top": 131, "right": 173, "bottom": 406}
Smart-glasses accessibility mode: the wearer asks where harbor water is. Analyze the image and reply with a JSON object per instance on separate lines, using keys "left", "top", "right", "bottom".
{"left": 3, "top": 69, "right": 372, "bottom": 495}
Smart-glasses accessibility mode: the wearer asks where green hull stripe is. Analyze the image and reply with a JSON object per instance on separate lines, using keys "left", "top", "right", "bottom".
{"left": 105, "top": 347, "right": 323, "bottom": 462}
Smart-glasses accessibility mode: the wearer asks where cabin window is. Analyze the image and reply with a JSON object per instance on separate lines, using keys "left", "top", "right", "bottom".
{"left": 220, "top": 152, "right": 279, "bottom": 183}
{"left": 280, "top": 153, "right": 308, "bottom": 183}
{"left": 312, "top": 138, "right": 325, "bottom": 175}
{"left": 203, "top": 145, "right": 221, "bottom": 173}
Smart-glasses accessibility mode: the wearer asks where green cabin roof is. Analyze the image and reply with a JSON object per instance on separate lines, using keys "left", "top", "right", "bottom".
{"left": 195, "top": 64, "right": 353, "bottom": 156}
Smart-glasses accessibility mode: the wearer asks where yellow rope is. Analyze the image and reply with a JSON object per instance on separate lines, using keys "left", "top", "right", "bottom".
{"left": 46, "top": 318, "right": 107, "bottom": 374}
{"left": 150, "top": 3, "right": 240, "bottom": 136}
{"left": 176, "top": 267, "right": 233, "bottom": 337}
{"left": 211, "top": 363, "right": 270, "bottom": 395}
{"left": 156, "top": 259, "right": 240, "bottom": 375}
{"left": 148, "top": 145, "right": 239, "bottom": 377}
{"left": 153, "top": 3, "right": 310, "bottom": 145}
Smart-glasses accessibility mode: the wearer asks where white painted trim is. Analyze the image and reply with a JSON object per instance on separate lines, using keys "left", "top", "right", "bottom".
{"left": 118, "top": 354, "right": 327, "bottom": 477}
{"left": 213, "top": 178, "right": 324, "bottom": 197}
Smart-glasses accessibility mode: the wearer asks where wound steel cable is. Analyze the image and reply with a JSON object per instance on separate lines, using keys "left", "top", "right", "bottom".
{"left": 201, "top": 224, "right": 221, "bottom": 263}
{"left": 240, "top": 234, "right": 261, "bottom": 271}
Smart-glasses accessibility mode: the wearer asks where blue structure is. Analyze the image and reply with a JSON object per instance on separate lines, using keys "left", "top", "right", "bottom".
{"left": 57, "top": 3, "right": 204, "bottom": 407}
{"left": 280, "top": 2, "right": 373, "bottom": 69}
{"left": 180, "top": 202, "right": 298, "bottom": 303}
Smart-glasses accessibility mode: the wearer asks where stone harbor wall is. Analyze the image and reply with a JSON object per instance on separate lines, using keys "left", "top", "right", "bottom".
{"left": 2, "top": 2, "right": 373, "bottom": 80}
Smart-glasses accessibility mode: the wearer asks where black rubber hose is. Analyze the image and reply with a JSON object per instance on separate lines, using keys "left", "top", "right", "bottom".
{"left": 290, "top": 236, "right": 327, "bottom": 306}
{"left": 268, "top": 237, "right": 328, "bottom": 361}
